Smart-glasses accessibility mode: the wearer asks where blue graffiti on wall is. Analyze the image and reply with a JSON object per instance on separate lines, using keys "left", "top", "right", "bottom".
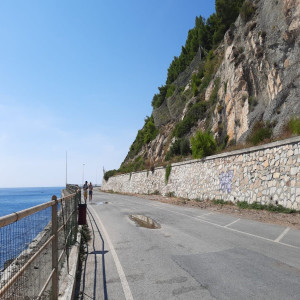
{"left": 219, "top": 170, "right": 233, "bottom": 193}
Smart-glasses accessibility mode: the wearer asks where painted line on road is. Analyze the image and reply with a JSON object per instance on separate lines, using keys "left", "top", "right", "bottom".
{"left": 224, "top": 218, "right": 240, "bottom": 228}
{"left": 124, "top": 198, "right": 299, "bottom": 250}
{"left": 274, "top": 227, "right": 290, "bottom": 243}
{"left": 197, "top": 212, "right": 214, "bottom": 217}
{"left": 89, "top": 205, "right": 134, "bottom": 300}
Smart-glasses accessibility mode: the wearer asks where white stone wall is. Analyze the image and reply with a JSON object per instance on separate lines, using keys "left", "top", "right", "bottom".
{"left": 102, "top": 137, "right": 300, "bottom": 210}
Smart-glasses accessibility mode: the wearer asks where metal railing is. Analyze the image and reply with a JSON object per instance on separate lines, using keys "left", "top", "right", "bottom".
{"left": 0, "top": 188, "right": 81, "bottom": 299}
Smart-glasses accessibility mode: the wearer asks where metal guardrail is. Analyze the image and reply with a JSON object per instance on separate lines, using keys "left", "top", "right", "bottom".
{"left": 0, "top": 187, "right": 81, "bottom": 299}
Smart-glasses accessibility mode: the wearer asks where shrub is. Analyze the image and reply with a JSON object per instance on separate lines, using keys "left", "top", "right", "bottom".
{"left": 213, "top": 199, "right": 231, "bottom": 205}
{"left": 217, "top": 104, "right": 224, "bottom": 114}
{"left": 247, "top": 121, "right": 272, "bottom": 145}
{"left": 237, "top": 201, "right": 297, "bottom": 213}
{"left": 191, "top": 130, "right": 217, "bottom": 159}
{"left": 192, "top": 73, "right": 202, "bottom": 96}
{"left": 209, "top": 78, "right": 220, "bottom": 105}
{"left": 126, "top": 115, "right": 158, "bottom": 159}
{"left": 166, "top": 137, "right": 192, "bottom": 161}
{"left": 104, "top": 169, "right": 117, "bottom": 181}
{"left": 166, "top": 84, "right": 176, "bottom": 98}
{"left": 240, "top": 0, "right": 256, "bottom": 23}
{"left": 143, "top": 116, "right": 158, "bottom": 144}
{"left": 173, "top": 102, "right": 208, "bottom": 138}
{"left": 248, "top": 96, "right": 258, "bottom": 111}
{"left": 166, "top": 191, "right": 175, "bottom": 197}
{"left": 288, "top": 117, "right": 300, "bottom": 135}
{"left": 118, "top": 156, "right": 146, "bottom": 174}
{"left": 165, "top": 164, "right": 172, "bottom": 184}
{"left": 180, "top": 138, "right": 191, "bottom": 156}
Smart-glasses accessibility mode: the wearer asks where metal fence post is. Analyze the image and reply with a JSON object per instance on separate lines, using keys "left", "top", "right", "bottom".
{"left": 52, "top": 195, "right": 58, "bottom": 300}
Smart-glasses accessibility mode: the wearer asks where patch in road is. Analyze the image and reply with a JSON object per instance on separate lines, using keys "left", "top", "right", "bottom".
{"left": 129, "top": 215, "right": 161, "bottom": 229}
{"left": 173, "top": 248, "right": 300, "bottom": 300}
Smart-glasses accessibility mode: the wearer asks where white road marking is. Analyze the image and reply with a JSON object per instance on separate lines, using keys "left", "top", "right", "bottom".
{"left": 197, "top": 212, "right": 214, "bottom": 217}
{"left": 274, "top": 227, "right": 290, "bottom": 243}
{"left": 224, "top": 218, "right": 240, "bottom": 228}
{"left": 122, "top": 198, "right": 299, "bottom": 249}
{"left": 89, "top": 205, "right": 134, "bottom": 300}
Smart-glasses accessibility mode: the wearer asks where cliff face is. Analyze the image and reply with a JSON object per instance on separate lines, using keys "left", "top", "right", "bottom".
{"left": 216, "top": 0, "right": 300, "bottom": 142}
{"left": 125, "top": 0, "right": 300, "bottom": 166}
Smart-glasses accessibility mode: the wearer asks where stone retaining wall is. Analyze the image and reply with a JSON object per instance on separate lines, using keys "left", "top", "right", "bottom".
{"left": 102, "top": 137, "right": 300, "bottom": 210}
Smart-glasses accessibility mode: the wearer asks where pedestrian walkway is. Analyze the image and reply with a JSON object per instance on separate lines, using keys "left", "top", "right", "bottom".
{"left": 75, "top": 204, "right": 109, "bottom": 300}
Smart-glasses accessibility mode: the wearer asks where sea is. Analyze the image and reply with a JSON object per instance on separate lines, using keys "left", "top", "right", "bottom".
{"left": 0, "top": 187, "right": 63, "bottom": 217}
{"left": 0, "top": 187, "right": 63, "bottom": 270}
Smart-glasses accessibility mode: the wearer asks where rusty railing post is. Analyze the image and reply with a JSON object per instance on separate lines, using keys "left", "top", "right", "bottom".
{"left": 51, "top": 195, "right": 58, "bottom": 300}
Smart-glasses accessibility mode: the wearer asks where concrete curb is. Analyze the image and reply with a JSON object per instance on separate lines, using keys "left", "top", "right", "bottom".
{"left": 58, "top": 225, "right": 82, "bottom": 300}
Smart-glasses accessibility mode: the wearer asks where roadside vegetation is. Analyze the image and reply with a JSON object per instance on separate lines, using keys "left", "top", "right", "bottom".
{"left": 213, "top": 199, "right": 298, "bottom": 214}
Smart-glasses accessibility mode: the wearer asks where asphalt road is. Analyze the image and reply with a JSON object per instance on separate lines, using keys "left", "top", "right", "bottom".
{"left": 76, "top": 190, "right": 300, "bottom": 300}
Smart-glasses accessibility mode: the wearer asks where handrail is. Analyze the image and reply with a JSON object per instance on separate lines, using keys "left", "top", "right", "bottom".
{"left": 0, "top": 187, "right": 80, "bottom": 299}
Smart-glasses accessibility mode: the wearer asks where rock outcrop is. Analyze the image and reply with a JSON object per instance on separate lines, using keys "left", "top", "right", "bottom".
{"left": 125, "top": 0, "right": 300, "bottom": 165}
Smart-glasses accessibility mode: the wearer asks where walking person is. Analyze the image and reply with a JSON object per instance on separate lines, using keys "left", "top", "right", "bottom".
{"left": 88, "top": 182, "right": 93, "bottom": 201}
{"left": 83, "top": 181, "right": 88, "bottom": 203}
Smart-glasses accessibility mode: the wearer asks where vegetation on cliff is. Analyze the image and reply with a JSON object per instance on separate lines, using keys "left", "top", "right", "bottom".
{"left": 152, "top": 0, "right": 245, "bottom": 109}
{"left": 104, "top": 0, "right": 300, "bottom": 181}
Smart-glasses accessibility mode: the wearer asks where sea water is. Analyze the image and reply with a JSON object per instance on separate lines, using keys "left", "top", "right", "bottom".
{"left": 0, "top": 187, "right": 63, "bottom": 270}
{"left": 0, "top": 187, "right": 63, "bottom": 217}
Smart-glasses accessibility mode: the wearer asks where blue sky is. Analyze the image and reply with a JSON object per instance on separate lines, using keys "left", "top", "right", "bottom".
{"left": 0, "top": 0, "right": 215, "bottom": 188}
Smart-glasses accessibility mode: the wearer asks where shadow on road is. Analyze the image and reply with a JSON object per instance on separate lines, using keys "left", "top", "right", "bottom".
{"left": 74, "top": 208, "right": 108, "bottom": 300}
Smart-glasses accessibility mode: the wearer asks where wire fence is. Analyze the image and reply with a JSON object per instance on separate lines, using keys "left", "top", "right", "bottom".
{"left": 0, "top": 186, "right": 81, "bottom": 299}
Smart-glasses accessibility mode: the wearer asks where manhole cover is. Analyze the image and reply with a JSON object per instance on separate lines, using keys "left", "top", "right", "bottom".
{"left": 130, "top": 215, "right": 160, "bottom": 229}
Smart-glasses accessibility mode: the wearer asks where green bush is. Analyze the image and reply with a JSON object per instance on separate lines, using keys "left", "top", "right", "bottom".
{"left": 208, "top": 78, "right": 220, "bottom": 105}
{"left": 104, "top": 169, "right": 117, "bottom": 181}
{"left": 165, "top": 138, "right": 191, "bottom": 161}
{"left": 288, "top": 117, "right": 300, "bottom": 135}
{"left": 213, "top": 199, "right": 230, "bottom": 205}
{"left": 248, "top": 96, "right": 259, "bottom": 110}
{"left": 165, "top": 164, "right": 172, "bottom": 184}
{"left": 143, "top": 116, "right": 158, "bottom": 144}
{"left": 152, "top": 190, "right": 160, "bottom": 195}
{"left": 237, "top": 201, "right": 297, "bottom": 213}
{"left": 192, "top": 73, "right": 202, "bottom": 96}
{"left": 166, "top": 84, "right": 176, "bottom": 98}
{"left": 247, "top": 121, "right": 272, "bottom": 145}
{"left": 240, "top": 0, "right": 256, "bottom": 23}
{"left": 180, "top": 138, "right": 191, "bottom": 156}
{"left": 166, "top": 191, "right": 175, "bottom": 197}
{"left": 191, "top": 130, "right": 217, "bottom": 159}
{"left": 151, "top": 85, "right": 168, "bottom": 108}
{"left": 119, "top": 156, "right": 146, "bottom": 174}
{"left": 173, "top": 102, "right": 208, "bottom": 137}
{"left": 126, "top": 115, "right": 158, "bottom": 159}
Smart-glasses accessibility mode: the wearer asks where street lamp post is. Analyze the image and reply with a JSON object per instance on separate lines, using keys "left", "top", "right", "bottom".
{"left": 82, "top": 163, "right": 85, "bottom": 186}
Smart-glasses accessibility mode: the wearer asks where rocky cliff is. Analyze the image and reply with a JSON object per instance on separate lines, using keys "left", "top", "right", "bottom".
{"left": 123, "top": 0, "right": 300, "bottom": 167}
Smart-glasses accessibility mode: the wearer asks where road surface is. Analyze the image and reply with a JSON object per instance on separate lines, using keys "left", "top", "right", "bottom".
{"left": 76, "top": 190, "right": 300, "bottom": 300}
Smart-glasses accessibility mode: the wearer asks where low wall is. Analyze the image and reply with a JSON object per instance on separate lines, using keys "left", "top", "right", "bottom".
{"left": 102, "top": 137, "right": 300, "bottom": 210}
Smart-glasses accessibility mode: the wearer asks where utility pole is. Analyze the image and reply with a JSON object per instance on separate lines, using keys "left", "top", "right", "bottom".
{"left": 66, "top": 151, "right": 68, "bottom": 186}
{"left": 82, "top": 163, "right": 85, "bottom": 186}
